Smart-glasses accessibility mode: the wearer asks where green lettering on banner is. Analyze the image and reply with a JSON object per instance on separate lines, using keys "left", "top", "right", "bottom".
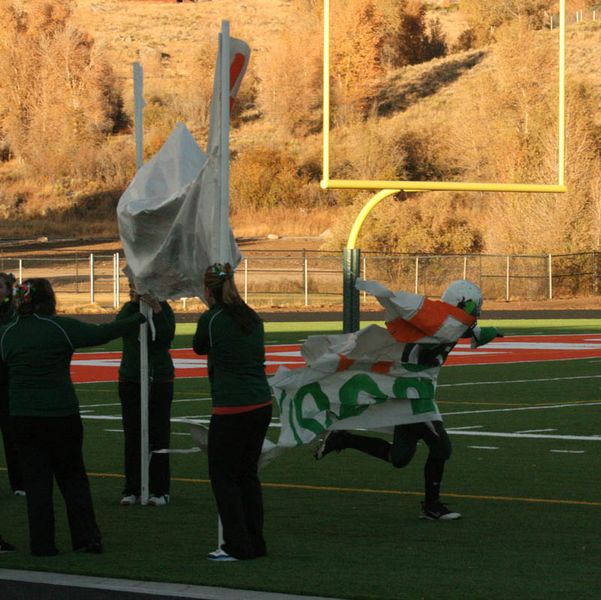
{"left": 277, "top": 390, "right": 302, "bottom": 445}
{"left": 392, "top": 378, "right": 436, "bottom": 414}
{"left": 292, "top": 382, "right": 332, "bottom": 441}
{"left": 338, "top": 374, "right": 387, "bottom": 420}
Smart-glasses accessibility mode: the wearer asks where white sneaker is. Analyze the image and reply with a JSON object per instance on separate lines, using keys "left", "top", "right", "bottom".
{"left": 13, "top": 490, "right": 26, "bottom": 497}
{"left": 148, "top": 494, "right": 170, "bottom": 506}
{"left": 120, "top": 494, "right": 140, "bottom": 506}
{"left": 207, "top": 548, "right": 238, "bottom": 562}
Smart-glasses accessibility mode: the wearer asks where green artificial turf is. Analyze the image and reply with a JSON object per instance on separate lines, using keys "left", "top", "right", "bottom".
{"left": 1, "top": 319, "right": 601, "bottom": 599}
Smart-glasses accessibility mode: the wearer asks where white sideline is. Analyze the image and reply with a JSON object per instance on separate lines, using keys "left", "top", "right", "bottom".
{"left": 447, "top": 429, "right": 601, "bottom": 442}
{"left": 0, "top": 569, "right": 335, "bottom": 600}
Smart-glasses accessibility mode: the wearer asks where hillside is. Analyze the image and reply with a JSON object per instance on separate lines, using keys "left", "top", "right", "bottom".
{"left": 70, "top": 0, "right": 295, "bottom": 101}
{"left": 1, "top": 1, "right": 601, "bottom": 256}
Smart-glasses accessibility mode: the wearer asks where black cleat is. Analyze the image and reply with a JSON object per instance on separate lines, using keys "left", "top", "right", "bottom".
{"left": 75, "top": 540, "right": 103, "bottom": 554}
{"left": 419, "top": 501, "right": 461, "bottom": 521}
{"left": 314, "top": 430, "right": 348, "bottom": 460}
{"left": 0, "top": 537, "right": 16, "bottom": 553}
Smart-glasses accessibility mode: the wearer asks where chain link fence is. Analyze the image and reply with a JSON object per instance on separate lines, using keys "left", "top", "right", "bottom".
{"left": 0, "top": 249, "right": 600, "bottom": 311}
{"left": 549, "top": 5, "right": 601, "bottom": 28}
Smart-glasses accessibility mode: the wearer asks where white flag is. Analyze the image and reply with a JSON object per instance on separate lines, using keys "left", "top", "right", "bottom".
{"left": 117, "top": 36, "right": 251, "bottom": 300}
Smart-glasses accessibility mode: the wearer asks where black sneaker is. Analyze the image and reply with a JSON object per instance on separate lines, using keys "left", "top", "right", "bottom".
{"left": 75, "top": 540, "right": 103, "bottom": 554}
{"left": 314, "top": 430, "right": 348, "bottom": 460}
{"left": 419, "top": 501, "right": 461, "bottom": 521}
{"left": 0, "top": 537, "right": 16, "bottom": 553}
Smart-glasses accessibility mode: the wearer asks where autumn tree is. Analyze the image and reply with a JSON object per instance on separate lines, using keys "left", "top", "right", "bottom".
{"left": 390, "top": 1, "right": 448, "bottom": 68}
{"left": 0, "top": 0, "right": 125, "bottom": 179}
{"left": 259, "top": 0, "right": 385, "bottom": 133}
{"left": 256, "top": 5, "right": 322, "bottom": 135}
{"left": 231, "top": 145, "right": 315, "bottom": 210}
{"left": 329, "top": 0, "right": 386, "bottom": 123}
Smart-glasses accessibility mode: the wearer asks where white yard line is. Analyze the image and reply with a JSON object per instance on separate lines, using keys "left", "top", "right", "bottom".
{"left": 439, "top": 374, "right": 601, "bottom": 388}
{"left": 448, "top": 430, "right": 601, "bottom": 441}
{"left": 444, "top": 401, "right": 601, "bottom": 416}
{"left": 79, "top": 374, "right": 601, "bottom": 411}
{"left": 468, "top": 446, "right": 499, "bottom": 450}
{"left": 80, "top": 397, "right": 211, "bottom": 409}
{"left": 514, "top": 428, "right": 557, "bottom": 434}
{"left": 85, "top": 414, "right": 282, "bottom": 429}
{"left": 81, "top": 415, "right": 122, "bottom": 420}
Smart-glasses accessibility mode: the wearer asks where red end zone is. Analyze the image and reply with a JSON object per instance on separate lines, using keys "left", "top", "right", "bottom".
{"left": 70, "top": 333, "right": 601, "bottom": 384}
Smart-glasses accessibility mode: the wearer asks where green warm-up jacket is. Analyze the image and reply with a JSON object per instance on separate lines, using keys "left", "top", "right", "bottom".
{"left": 0, "top": 312, "right": 144, "bottom": 417}
{"left": 193, "top": 304, "right": 271, "bottom": 408}
{"left": 116, "top": 301, "right": 175, "bottom": 383}
{"left": 0, "top": 302, "right": 15, "bottom": 327}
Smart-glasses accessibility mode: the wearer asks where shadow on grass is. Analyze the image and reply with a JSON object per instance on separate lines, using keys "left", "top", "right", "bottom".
{"left": 376, "top": 50, "right": 487, "bottom": 117}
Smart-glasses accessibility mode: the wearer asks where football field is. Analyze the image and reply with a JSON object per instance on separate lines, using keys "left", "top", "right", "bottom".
{"left": 1, "top": 318, "right": 601, "bottom": 599}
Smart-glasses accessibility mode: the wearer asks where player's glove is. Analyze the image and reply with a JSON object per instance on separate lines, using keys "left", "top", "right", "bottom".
{"left": 470, "top": 326, "right": 502, "bottom": 348}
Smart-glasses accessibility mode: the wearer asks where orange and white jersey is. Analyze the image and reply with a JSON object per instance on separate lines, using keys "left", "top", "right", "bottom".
{"left": 355, "top": 279, "right": 476, "bottom": 345}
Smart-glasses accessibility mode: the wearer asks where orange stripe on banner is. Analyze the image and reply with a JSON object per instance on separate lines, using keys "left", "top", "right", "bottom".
{"left": 408, "top": 298, "right": 475, "bottom": 336}
{"left": 385, "top": 318, "right": 425, "bottom": 342}
{"left": 443, "top": 301, "right": 477, "bottom": 326}
{"left": 337, "top": 354, "right": 354, "bottom": 371}
{"left": 371, "top": 360, "right": 393, "bottom": 374}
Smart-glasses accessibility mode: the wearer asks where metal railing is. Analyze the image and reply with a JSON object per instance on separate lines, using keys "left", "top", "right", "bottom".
{"left": 0, "top": 249, "right": 599, "bottom": 310}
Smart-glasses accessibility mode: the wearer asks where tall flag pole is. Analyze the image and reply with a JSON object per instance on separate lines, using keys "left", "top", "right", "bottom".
{"left": 215, "top": 19, "right": 231, "bottom": 550}
{"left": 218, "top": 21, "right": 231, "bottom": 262}
{"left": 134, "top": 63, "right": 145, "bottom": 171}
{"left": 133, "top": 62, "right": 152, "bottom": 506}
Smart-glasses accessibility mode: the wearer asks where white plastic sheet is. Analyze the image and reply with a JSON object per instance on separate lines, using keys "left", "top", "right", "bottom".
{"left": 117, "top": 35, "right": 250, "bottom": 301}
{"left": 117, "top": 122, "right": 240, "bottom": 301}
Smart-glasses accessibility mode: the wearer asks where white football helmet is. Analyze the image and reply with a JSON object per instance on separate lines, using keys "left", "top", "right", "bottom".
{"left": 441, "top": 279, "right": 483, "bottom": 316}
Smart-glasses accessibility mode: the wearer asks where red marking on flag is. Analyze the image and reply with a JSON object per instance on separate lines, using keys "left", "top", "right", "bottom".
{"left": 229, "top": 53, "right": 246, "bottom": 110}
{"left": 70, "top": 334, "right": 601, "bottom": 384}
{"left": 336, "top": 354, "right": 355, "bottom": 372}
{"left": 371, "top": 361, "right": 393, "bottom": 374}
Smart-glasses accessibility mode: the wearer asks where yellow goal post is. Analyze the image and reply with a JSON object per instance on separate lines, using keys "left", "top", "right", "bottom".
{"left": 321, "top": 1, "right": 569, "bottom": 332}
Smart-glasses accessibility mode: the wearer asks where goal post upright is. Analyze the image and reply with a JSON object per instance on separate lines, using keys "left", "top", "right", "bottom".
{"left": 320, "top": 0, "right": 568, "bottom": 333}
{"left": 558, "top": 0, "right": 566, "bottom": 188}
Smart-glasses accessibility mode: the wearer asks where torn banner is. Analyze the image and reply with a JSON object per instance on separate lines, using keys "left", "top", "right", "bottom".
{"left": 270, "top": 279, "right": 477, "bottom": 448}
{"left": 117, "top": 38, "right": 250, "bottom": 301}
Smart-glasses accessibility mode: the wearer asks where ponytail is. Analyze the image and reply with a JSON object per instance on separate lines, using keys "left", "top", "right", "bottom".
{"left": 205, "top": 263, "right": 261, "bottom": 334}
